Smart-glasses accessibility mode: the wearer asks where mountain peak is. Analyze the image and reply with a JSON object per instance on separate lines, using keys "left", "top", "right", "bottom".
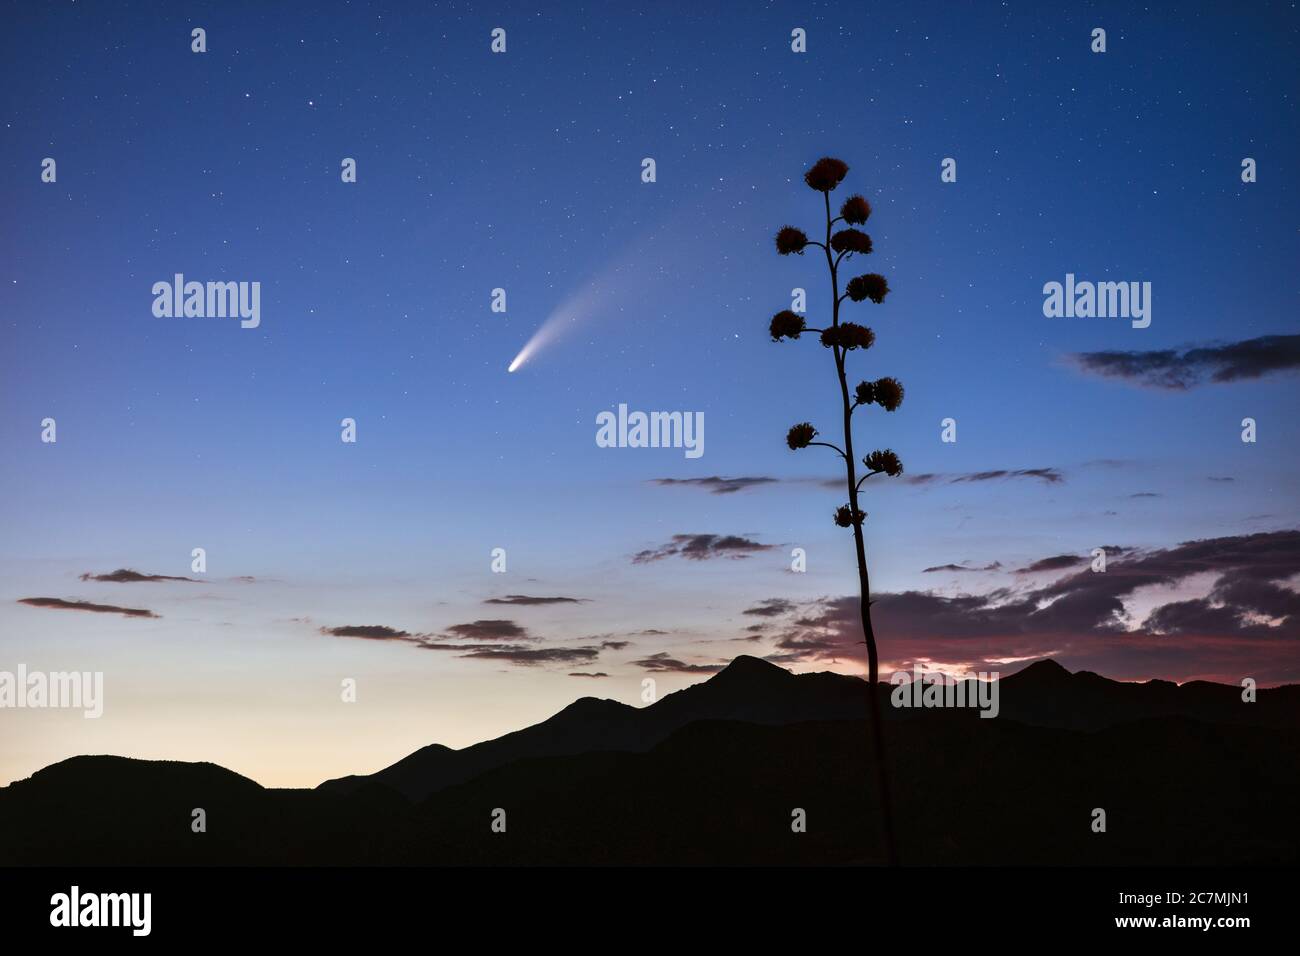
{"left": 1010, "top": 658, "right": 1073, "bottom": 683}
{"left": 713, "top": 655, "right": 791, "bottom": 681}
{"left": 556, "top": 696, "right": 632, "bottom": 719}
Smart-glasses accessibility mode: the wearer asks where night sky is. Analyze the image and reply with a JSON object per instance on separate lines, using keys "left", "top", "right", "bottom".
{"left": 2, "top": 1, "right": 1297, "bottom": 787}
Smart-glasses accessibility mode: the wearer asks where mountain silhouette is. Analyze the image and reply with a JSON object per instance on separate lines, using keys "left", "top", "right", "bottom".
{"left": 324, "top": 655, "right": 1300, "bottom": 801}
{"left": 319, "top": 654, "right": 869, "bottom": 800}
{"left": 994, "top": 658, "right": 1300, "bottom": 730}
{"left": 2, "top": 656, "right": 1296, "bottom": 865}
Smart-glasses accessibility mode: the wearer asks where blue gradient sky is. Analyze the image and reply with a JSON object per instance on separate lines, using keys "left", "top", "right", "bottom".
{"left": 2, "top": 1, "right": 1297, "bottom": 787}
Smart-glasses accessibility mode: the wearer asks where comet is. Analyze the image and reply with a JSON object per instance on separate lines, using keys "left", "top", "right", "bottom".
{"left": 506, "top": 319, "right": 558, "bottom": 373}
{"left": 505, "top": 219, "right": 683, "bottom": 373}
{"left": 506, "top": 282, "right": 605, "bottom": 373}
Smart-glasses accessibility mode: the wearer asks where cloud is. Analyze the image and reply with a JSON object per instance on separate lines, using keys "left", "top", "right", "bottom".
{"left": 1070, "top": 334, "right": 1300, "bottom": 389}
{"left": 568, "top": 671, "right": 609, "bottom": 678}
{"left": 17, "top": 597, "right": 159, "bottom": 618}
{"left": 599, "top": 639, "right": 631, "bottom": 650}
{"left": 632, "top": 534, "right": 773, "bottom": 564}
{"left": 461, "top": 646, "right": 598, "bottom": 664}
{"left": 885, "top": 468, "right": 1065, "bottom": 487}
{"left": 774, "top": 630, "right": 845, "bottom": 654}
{"left": 418, "top": 642, "right": 600, "bottom": 665}
{"left": 444, "top": 619, "right": 531, "bottom": 641}
{"left": 1014, "top": 547, "right": 1131, "bottom": 574}
{"left": 771, "top": 529, "right": 1300, "bottom": 682}
{"left": 79, "top": 568, "right": 197, "bottom": 583}
{"left": 742, "top": 598, "right": 795, "bottom": 617}
{"left": 922, "top": 562, "right": 1002, "bottom": 573}
{"left": 763, "top": 651, "right": 812, "bottom": 664}
{"left": 630, "top": 652, "right": 726, "bottom": 674}
{"left": 483, "top": 594, "right": 587, "bottom": 606}
{"left": 321, "top": 624, "right": 417, "bottom": 641}
{"left": 317, "top": 621, "right": 609, "bottom": 669}
{"left": 650, "top": 476, "right": 779, "bottom": 495}
{"left": 1015, "top": 554, "right": 1085, "bottom": 574}
{"left": 947, "top": 468, "right": 1064, "bottom": 485}
{"left": 895, "top": 474, "right": 941, "bottom": 486}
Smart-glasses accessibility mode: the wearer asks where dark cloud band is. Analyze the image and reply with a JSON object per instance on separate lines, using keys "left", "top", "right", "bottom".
{"left": 18, "top": 597, "right": 159, "bottom": 618}
{"left": 1071, "top": 334, "right": 1300, "bottom": 389}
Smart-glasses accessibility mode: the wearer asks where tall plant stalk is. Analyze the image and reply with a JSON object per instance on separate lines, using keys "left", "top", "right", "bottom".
{"left": 770, "top": 156, "right": 905, "bottom": 865}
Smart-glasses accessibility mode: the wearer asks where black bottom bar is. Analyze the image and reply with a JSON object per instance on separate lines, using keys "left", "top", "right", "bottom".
{"left": 0, "top": 865, "right": 1282, "bottom": 941}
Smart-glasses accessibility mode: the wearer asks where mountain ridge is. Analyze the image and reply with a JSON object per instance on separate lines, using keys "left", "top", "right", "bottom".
{"left": 317, "top": 654, "right": 866, "bottom": 800}
{"left": 7, "top": 656, "right": 1297, "bottom": 800}
{"left": 314, "top": 654, "right": 1300, "bottom": 801}
{"left": 3, "top": 655, "right": 1298, "bottom": 865}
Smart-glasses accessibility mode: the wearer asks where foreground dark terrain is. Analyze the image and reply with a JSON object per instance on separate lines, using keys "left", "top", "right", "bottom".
{"left": 2, "top": 657, "right": 1297, "bottom": 865}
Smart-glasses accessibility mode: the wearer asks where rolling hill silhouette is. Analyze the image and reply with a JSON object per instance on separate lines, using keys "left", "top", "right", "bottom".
{"left": 2, "top": 656, "right": 1296, "bottom": 865}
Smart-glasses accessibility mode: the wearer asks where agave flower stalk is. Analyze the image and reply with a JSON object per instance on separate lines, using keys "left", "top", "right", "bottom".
{"left": 770, "top": 156, "right": 905, "bottom": 865}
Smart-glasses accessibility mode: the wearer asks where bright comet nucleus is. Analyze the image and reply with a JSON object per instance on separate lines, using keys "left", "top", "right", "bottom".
{"left": 506, "top": 328, "right": 549, "bottom": 372}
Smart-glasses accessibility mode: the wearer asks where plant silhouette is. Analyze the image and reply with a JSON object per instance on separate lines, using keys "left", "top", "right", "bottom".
{"left": 770, "top": 156, "right": 904, "bottom": 865}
